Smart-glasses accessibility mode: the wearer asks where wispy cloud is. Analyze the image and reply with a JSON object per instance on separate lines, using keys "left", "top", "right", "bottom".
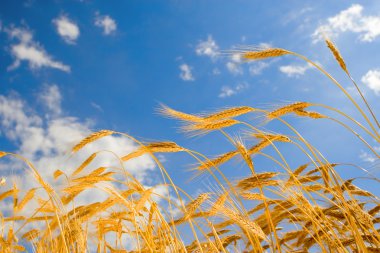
{"left": 218, "top": 82, "right": 249, "bottom": 98}
{"left": 95, "top": 13, "right": 117, "bottom": 35}
{"left": 226, "top": 53, "right": 243, "bottom": 75}
{"left": 53, "top": 15, "right": 80, "bottom": 44}
{"left": 360, "top": 147, "right": 380, "bottom": 163}
{"left": 279, "top": 63, "right": 312, "bottom": 77}
{"left": 195, "top": 35, "right": 219, "bottom": 60}
{"left": 249, "top": 61, "right": 270, "bottom": 76}
{"left": 313, "top": 4, "right": 380, "bottom": 42}
{"left": 5, "top": 26, "right": 70, "bottom": 72}
{"left": 283, "top": 7, "right": 313, "bottom": 25}
{"left": 212, "top": 67, "right": 221, "bottom": 75}
{"left": 361, "top": 69, "right": 380, "bottom": 95}
{"left": 91, "top": 102, "right": 104, "bottom": 112}
{"left": 38, "top": 84, "right": 62, "bottom": 116}
{"left": 179, "top": 63, "right": 194, "bottom": 81}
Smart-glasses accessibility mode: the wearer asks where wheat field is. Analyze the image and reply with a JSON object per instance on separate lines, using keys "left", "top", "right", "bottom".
{"left": 1, "top": 40, "right": 380, "bottom": 253}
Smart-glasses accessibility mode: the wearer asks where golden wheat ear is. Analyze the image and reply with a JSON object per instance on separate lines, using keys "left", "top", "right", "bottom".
{"left": 242, "top": 48, "right": 290, "bottom": 61}
{"left": 326, "top": 38, "right": 380, "bottom": 129}
{"left": 202, "top": 106, "right": 255, "bottom": 121}
{"left": 157, "top": 103, "right": 203, "bottom": 122}
{"left": 72, "top": 130, "right": 114, "bottom": 153}
{"left": 325, "top": 39, "right": 348, "bottom": 74}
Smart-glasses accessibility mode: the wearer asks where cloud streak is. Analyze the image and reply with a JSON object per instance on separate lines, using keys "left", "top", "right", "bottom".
{"left": 219, "top": 82, "right": 249, "bottom": 98}
{"left": 5, "top": 26, "right": 70, "bottom": 72}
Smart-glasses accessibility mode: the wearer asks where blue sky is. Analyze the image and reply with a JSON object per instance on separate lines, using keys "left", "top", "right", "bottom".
{"left": 1, "top": 0, "right": 380, "bottom": 221}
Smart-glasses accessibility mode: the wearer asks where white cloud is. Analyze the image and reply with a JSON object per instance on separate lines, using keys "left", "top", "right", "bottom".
{"left": 226, "top": 62, "right": 242, "bottom": 75}
{"left": 5, "top": 26, "right": 70, "bottom": 72}
{"left": 0, "top": 85, "right": 159, "bottom": 182}
{"left": 249, "top": 61, "right": 270, "bottom": 76}
{"left": 95, "top": 14, "right": 117, "bottom": 35}
{"left": 279, "top": 63, "right": 312, "bottom": 77}
{"left": 361, "top": 69, "right": 380, "bottom": 95}
{"left": 219, "top": 86, "right": 235, "bottom": 98}
{"left": 212, "top": 67, "right": 221, "bottom": 75}
{"left": 53, "top": 16, "right": 80, "bottom": 44}
{"left": 179, "top": 63, "right": 194, "bottom": 81}
{"left": 91, "top": 102, "right": 103, "bottom": 112}
{"left": 38, "top": 84, "right": 62, "bottom": 116}
{"left": 226, "top": 53, "right": 243, "bottom": 75}
{"left": 0, "top": 85, "right": 162, "bottom": 221}
{"left": 359, "top": 149, "right": 379, "bottom": 163}
{"left": 313, "top": 4, "right": 380, "bottom": 42}
{"left": 195, "top": 35, "right": 219, "bottom": 60}
{"left": 218, "top": 83, "right": 249, "bottom": 98}
{"left": 283, "top": 7, "right": 313, "bottom": 24}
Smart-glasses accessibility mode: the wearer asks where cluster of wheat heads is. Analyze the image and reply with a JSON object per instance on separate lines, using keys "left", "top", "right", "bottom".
{"left": 1, "top": 40, "right": 380, "bottom": 253}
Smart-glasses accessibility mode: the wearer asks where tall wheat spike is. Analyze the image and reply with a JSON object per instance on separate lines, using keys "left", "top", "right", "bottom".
{"left": 72, "top": 130, "right": 114, "bottom": 153}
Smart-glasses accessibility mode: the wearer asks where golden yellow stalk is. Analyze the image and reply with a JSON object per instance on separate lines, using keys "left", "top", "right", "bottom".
{"left": 293, "top": 164, "right": 309, "bottom": 177}
{"left": 122, "top": 141, "right": 183, "bottom": 161}
{"left": 209, "top": 192, "right": 229, "bottom": 215}
{"left": 294, "top": 109, "right": 326, "bottom": 119}
{"left": 217, "top": 205, "right": 266, "bottom": 240}
{"left": 296, "top": 175, "right": 321, "bottom": 184}
{"left": 302, "top": 184, "right": 324, "bottom": 192}
{"left": 237, "top": 172, "right": 279, "bottom": 190}
{"left": 53, "top": 169, "right": 64, "bottom": 180}
{"left": 369, "top": 205, "right": 380, "bottom": 216}
{"left": 22, "top": 229, "right": 40, "bottom": 241}
{"left": 135, "top": 188, "right": 154, "bottom": 212}
{"left": 325, "top": 39, "right": 347, "bottom": 73}
{"left": 4, "top": 216, "right": 26, "bottom": 221}
{"left": 349, "top": 189, "right": 373, "bottom": 197}
{"left": 267, "top": 102, "right": 312, "bottom": 119}
{"left": 203, "top": 106, "right": 255, "bottom": 121}
{"left": 158, "top": 104, "right": 203, "bottom": 122}
{"left": 183, "top": 119, "right": 239, "bottom": 132}
{"left": 221, "top": 234, "right": 241, "bottom": 248}
{"left": 242, "top": 48, "right": 290, "bottom": 61}
{"left": 236, "top": 141, "right": 255, "bottom": 172}
{"left": 198, "top": 150, "right": 238, "bottom": 170}
{"left": 72, "top": 172, "right": 114, "bottom": 184}
{"left": 251, "top": 133, "right": 291, "bottom": 143}
{"left": 12, "top": 183, "right": 19, "bottom": 209}
{"left": 72, "top": 130, "right": 114, "bottom": 153}
{"left": 146, "top": 141, "right": 184, "bottom": 152}
{"left": 206, "top": 229, "right": 230, "bottom": 237}
{"left": 367, "top": 247, "right": 380, "bottom": 253}
{"left": 240, "top": 192, "right": 266, "bottom": 201}
{"left": 184, "top": 193, "right": 209, "bottom": 219}
{"left": 16, "top": 188, "right": 36, "bottom": 212}
{"left": 72, "top": 153, "right": 97, "bottom": 176}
